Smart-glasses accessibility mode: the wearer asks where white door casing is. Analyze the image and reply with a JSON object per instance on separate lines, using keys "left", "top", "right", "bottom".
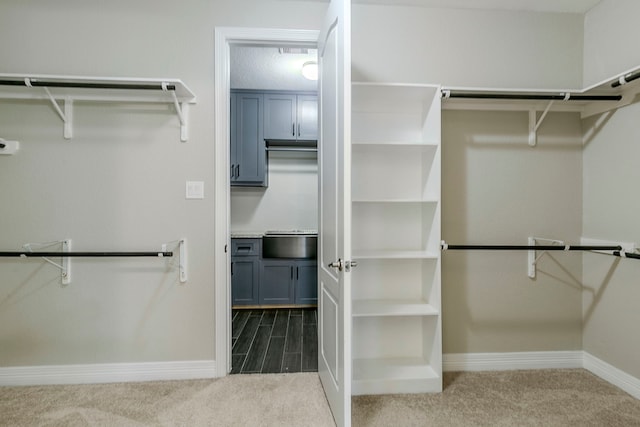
{"left": 317, "top": 0, "right": 352, "bottom": 426}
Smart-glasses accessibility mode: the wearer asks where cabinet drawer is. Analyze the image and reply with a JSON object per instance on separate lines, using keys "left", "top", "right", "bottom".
{"left": 231, "top": 238, "right": 261, "bottom": 257}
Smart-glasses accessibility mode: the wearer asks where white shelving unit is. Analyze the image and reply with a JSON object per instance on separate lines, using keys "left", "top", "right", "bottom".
{"left": 0, "top": 73, "right": 196, "bottom": 141}
{"left": 351, "top": 82, "right": 442, "bottom": 395}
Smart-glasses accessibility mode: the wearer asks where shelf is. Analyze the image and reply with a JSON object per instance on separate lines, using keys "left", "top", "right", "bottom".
{"left": 352, "top": 198, "right": 438, "bottom": 204}
{"left": 0, "top": 73, "right": 196, "bottom": 141}
{"left": 353, "top": 299, "right": 439, "bottom": 317}
{"left": 352, "top": 141, "right": 439, "bottom": 147}
{"left": 352, "top": 143, "right": 439, "bottom": 201}
{"left": 352, "top": 202, "right": 439, "bottom": 254}
{"left": 353, "top": 250, "right": 439, "bottom": 259}
{"left": 352, "top": 358, "right": 441, "bottom": 395}
{"left": 352, "top": 82, "right": 441, "bottom": 146}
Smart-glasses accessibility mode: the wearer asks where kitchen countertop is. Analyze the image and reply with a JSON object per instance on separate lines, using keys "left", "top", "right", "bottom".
{"left": 231, "top": 230, "right": 318, "bottom": 238}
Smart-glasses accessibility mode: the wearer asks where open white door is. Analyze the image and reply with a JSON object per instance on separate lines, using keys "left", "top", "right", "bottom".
{"left": 317, "top": 0, "right": 352, "bottom": 426}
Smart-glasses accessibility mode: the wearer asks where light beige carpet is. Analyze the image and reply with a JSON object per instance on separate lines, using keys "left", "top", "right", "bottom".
{"left": 1, "top": 369, "right": 639, "bottom": 426}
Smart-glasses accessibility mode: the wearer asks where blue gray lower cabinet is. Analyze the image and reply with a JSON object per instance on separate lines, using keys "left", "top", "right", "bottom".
{"left": 231, "top": 238, "right": 317, "bottom": 307}
{"left": 231, "top": 239, "right": 260, "bottom": 306}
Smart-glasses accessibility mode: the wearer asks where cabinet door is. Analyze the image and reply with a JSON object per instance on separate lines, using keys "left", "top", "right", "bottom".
{"left": 231, "top": 259, "right": 259, "bottom": 306}
{"left": 235, "top": 92, "right": 267, "bottom": 186}
{"left": 230, "top": 93, "right": 238, "bottom": 180}
{"left": 295, "top": 260, "right": 317, "bottom": 305}
{"left": 297, "top": 95, "right": 318, "bottom": 141}
{"left": 264, "top": 94, "right": 296, "bottom": 140}
{"left": 261, "top": 260, "right": 295, "bottom": 305}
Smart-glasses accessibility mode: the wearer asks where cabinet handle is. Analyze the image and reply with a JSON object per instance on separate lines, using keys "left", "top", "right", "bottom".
{"left": 292, "top": 123, "right": 295, "bottom": 137}
{"left": 296, "top": 266, "right": 299, "bottom": 280}
{"left": 298, "top": 123, "right": 301, "bottom": 137}
{"left": 236, "top": 164, "right": 240, "bottom": 177}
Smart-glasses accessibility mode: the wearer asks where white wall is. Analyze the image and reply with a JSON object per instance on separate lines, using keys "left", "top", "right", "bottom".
{"left": 352, "top": 4, "right": 584, "bottom": 89}
{"left": 581, "top": 0, "right": 640, "bottom": 380}
{"left": 231, "top": 155, "right": 318, "bottom": 233}
{"left": 583, "top": 0, "right": 640, "bottom": 87}
{"left": 0, "top": 0, "right": 621, "bottom": 374}
{"left": 0, "top": 0, "right": 326, "bottom": 367}
{"left": 581, "top": 103, "right": 640, "bottom": 379}
{"left": 442, "top": 110, "right": 584, "bottom": 353}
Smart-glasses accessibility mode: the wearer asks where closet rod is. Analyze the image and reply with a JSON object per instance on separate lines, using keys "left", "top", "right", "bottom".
{"left": 611, "top": 70, "right": 640, "bottom": 88}
{"left": 442, "top": 244, "right": 621, "bottom": 251}
{"left": 0, "top": 79, "right": 177, "bottom": 91}
{"left": 0, "top": 251, "right": 173, "bottom": 258}
{"left": 443, "top": 92, "right": 622, "bottom": 102}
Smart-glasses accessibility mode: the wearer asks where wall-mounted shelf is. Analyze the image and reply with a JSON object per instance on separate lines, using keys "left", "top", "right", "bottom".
{"left": 441, "top": 65, "right": 640, "bottom": 119}
{"left": 0, "top": 74, "right": 197, "bottom": 142}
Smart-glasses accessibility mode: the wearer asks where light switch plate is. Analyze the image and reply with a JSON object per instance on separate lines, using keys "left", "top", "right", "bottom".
{"left": 186, "top": 181, "right": 204, "bottom": 199}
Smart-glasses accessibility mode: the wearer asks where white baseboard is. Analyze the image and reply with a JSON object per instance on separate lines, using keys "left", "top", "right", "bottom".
{"left": 584, "top": 352, "right": 640, "bottom": 399}
{"left": 0, "top": 360, "right": 217, "bottom": 386}
{"left": 443, "top": 351, "right": 584, "bottom": 372}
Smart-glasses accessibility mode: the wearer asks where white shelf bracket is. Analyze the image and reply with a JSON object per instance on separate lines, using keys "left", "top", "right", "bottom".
{"left": 528, "top": 236, "right": 564, "bottom": 279}
{"left": 528, "top": 93, "right": 568, "bottom": 147}
{"left": 179, "top": 238, "right": 188, "bottom": 283}
{"left": 164, "top": 82, "right": 189, "bottom": 142}
{"left": 22, "top": 239, "right": 72, "bottom": 285}
{"left": 39, "top": 83, "right": 73, "bottom": 139}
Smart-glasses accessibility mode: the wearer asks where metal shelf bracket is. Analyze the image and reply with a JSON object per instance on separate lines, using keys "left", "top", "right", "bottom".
{"left": 164, "top": 82, "right": 189, "bottom": 142}
{"left": 22, "top": 239, "right": 72, "bottom": 285}
{"left": 528, "top": 94, "right": 569, "bottom": 146}
{"left": 528, "top": 236, "right": 564, "bottom": 279}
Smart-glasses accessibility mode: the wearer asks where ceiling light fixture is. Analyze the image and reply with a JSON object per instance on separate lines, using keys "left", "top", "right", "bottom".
{"left": 302, "top": 61, "right": 318, "bottom": 81}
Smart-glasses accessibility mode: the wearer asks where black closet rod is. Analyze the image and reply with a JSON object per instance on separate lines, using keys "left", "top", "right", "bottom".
{"left": 442, "top": 244, "right": 622, "bottom": 251}
{"left": 443, "top": 91, "right": 622, "bottom": 102}
{"left": 0, "top": 79, "right": 177, "bottom": 91}
{"left": 0, "top": 251, "right": 173, "bottom": 258}
{"left": 611, "top": 70, "right": 640, "bottom": 88}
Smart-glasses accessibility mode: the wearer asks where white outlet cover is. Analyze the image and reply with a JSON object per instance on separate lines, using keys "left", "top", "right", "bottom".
{"left": 186, "top": 181, "right": 204, "bottom": 199}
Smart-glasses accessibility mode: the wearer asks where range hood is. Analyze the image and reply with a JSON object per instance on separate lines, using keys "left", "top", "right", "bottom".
{"left": 265, "top": 139, "right": 317, "bottom": 153}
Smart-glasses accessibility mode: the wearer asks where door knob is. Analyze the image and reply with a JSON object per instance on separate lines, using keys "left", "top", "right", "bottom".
{"left": 328, "top": 258, "right": 344, "bottom": 271}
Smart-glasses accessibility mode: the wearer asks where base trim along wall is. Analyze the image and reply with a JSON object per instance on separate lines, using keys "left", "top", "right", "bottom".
{"left": 444, "top": 351, "right": 640, "bottom": 400}
{"left": 0, "top": 360, "right": 217, "bottom": 386}
{"left": 1, "top": 353, "right": 638, "bottom": 401}
{"left": 443, "top": 351, "right": 584, "bottom": 372}
{"left": 583, "top": 353, "right": 640, "bottom": 400}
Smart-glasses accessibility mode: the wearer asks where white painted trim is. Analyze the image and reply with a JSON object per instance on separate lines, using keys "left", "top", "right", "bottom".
{"left": 0, "top": 360, "right": 216, "bottom": 386}
{"left": 213, "top": 27, "right": 319, "bottom": 378}
{"left": 584, "top": 352, "right": 640, "bottom": 400}
{"left": 443, "top": 351, "right": 583, "bottom": 372}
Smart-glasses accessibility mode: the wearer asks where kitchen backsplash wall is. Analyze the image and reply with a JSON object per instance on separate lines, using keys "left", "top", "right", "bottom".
{"left": 230, "top": 155, "right": 318, "bottom": 232}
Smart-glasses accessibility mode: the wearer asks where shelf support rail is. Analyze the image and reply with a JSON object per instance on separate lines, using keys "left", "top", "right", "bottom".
{"left": 163, "top": 82, "right": 189, "bottom": 142}
{"left": 2, "top": 238, "right": 188, "bottom": 285}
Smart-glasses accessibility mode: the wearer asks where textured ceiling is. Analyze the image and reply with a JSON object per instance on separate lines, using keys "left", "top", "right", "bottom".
{"left": 230, "top": 46, "right": 318, "bottom": 92}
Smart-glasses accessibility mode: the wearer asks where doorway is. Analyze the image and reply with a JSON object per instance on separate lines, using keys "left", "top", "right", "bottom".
{"left": 214, "top": 28, "right": 320, "bottom": 377}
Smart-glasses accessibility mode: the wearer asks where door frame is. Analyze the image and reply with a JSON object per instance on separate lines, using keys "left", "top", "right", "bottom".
{"left": 213, "top": 27, "right": 320, "bottom": 376}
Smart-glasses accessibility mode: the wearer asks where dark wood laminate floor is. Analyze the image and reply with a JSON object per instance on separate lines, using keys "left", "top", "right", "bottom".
{"left": 231, "top": 308, "right": 318, "bottom": 374}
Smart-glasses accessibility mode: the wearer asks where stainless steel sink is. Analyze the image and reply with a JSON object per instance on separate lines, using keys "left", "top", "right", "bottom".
{"left": 262, "top": 232, "right": 317, "bottom": 259}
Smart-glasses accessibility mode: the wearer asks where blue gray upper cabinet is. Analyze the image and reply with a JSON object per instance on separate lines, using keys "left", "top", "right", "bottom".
{"left": 230, "top": 91, "right": 267, "bottom": 187}
{"left": 264, "top": 93, "right": 318, "bottom": 141}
